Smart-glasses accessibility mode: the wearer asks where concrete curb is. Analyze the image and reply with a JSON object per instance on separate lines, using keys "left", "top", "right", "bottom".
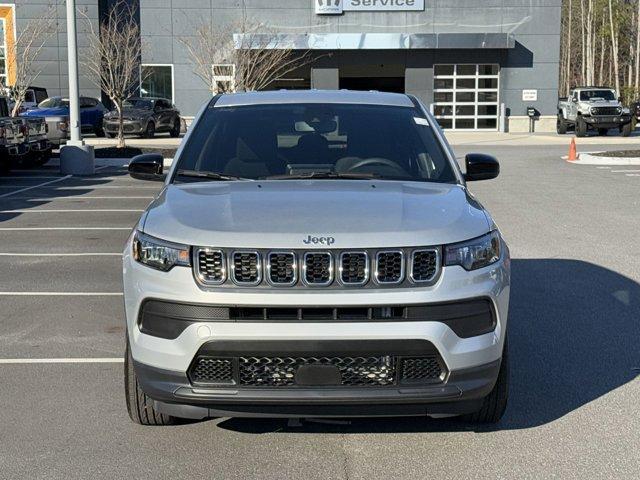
{"left": 565, "top": 153, "right": 640, "bottom": 166}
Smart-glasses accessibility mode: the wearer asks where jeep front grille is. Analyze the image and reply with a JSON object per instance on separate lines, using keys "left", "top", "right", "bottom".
{"left": 193, "top": 247, "right": 441, "bottom": 288}
{"left": 267, "top": 252, "right": 296, "bottom": 285}
{"left": 303, "top": 252, "right": 333, "bottom": 285}
{"left": 188, "top": 354, "right": 445, "bottom": 387}
{"left": 375, "top": 251, "right": 404, "bottom": 284}
{"left": 195, "top": 248, "right": 226, "bottom": 284}
{"left": 591, "top": 106, "right": 621, "bottom": 115}
{"left": 339, "top": 252, "right": 369, "bottom": 285}
{"left": 231, "top": 251, "right": 261, "bottom": 285}
{"left": 410, "top": 249, "right": 439, "bottom": 283}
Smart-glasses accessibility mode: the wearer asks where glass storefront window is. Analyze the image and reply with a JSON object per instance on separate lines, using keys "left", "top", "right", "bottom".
{"left": 140, "top": 65, "right": 173, "bottom": 101}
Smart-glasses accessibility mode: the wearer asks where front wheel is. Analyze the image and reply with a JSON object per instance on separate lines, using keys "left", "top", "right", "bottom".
{"left": 556, "top": 114, "right": 568, "bottom": 134}
{"left": 575, "top": 116, "right": 587, "bottom": 137}
{"left": 169, "top": 118, "right": 181, "bottom": 138}
{"left": 142, "top": 122, "right": 155, "bottom": 139}
{"left": 460, "top": 337, "right": 509, "bottom": 424}
{"left": 125, "top": 337, "right": 176, "bottom": 426}
{"left": 621, "top": 122, "right": 632, "bottom": 137}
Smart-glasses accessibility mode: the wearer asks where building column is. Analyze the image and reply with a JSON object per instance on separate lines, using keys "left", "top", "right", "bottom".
{"left": 311, "top": 68, "right": 339, "bottom": 90}
{"left": 405, "top": 67, "right": 433, "bottom": 106}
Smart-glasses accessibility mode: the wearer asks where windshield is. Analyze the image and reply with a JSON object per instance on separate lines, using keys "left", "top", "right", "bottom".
{"left": 123, "top": 99, "right": 153, "bottom": 109}
{"left": 580, "top": 90, "right": 616, "bottom": 101}
{"left": 174, "top": 102, "right": 457, "bottom": 183}
{"left": 38, "top": 97, "right": 69, "bottom": 108}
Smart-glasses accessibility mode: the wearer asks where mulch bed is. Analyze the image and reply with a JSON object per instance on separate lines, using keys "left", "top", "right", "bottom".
{"left": 591, "top": 150, "right": 640, "bottom": 158}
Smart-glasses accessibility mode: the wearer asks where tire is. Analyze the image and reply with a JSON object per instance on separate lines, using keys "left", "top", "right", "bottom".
{"left": 460, "top": 337, "right": 509, "bottom": 424}
{"left": 621, "top": 122, "right": 632, "bottom": 137}
{"left": 598, "top": 128, "right": 608, "bottom": 136}
{"left": 556, "top": 114, "right": 568, "bottom": 134}
{"left": 575, "top": 116, "right": 587, "bottom": 137}
{"left": 125, "top": 336, "right": 176, "bottom": 426}
{"left": 143, "top": 122, "right": 155, "bottom": 139}
{"left": 94, "top": 126, "right": 105, "bottom": 137}
{"left": 169, "top": 118, "right": 181, "bottom": 138}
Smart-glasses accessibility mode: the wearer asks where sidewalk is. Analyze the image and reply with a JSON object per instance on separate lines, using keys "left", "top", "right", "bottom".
{"left": 445, "top": 130, "right": 640, "bottom": 146}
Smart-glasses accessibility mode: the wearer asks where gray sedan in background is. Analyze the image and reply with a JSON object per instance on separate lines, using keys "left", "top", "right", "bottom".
{"left": 103, "top": 97, "right": 181, "bottom": 138}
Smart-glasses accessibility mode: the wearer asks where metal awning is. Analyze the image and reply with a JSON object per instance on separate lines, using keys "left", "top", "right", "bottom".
{"left": 234, "top": 33, "right": 515, "bottom": 50}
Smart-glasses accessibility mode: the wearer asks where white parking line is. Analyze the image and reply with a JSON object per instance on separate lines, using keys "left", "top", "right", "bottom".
{"left": 7, "top": 196, "right": 155, "bottom": 200}
{"left": 0, "top": 175, "right": 72, "bottom": 199}
{"left": 0, "top": 227, "right": 131, "bottom": 231}
{"left": 0, "top": 358, "right": 123, "bottom": 364}
{"left": 0, "top": 253, "right": 122, "bottom": 256}
{"left": 0, "top": 209, "right": 144, "bottom": 213}
{"left": 611, "top": 169, "right": 640, "bottom": 173}
{"left": 0, "top": 292, "right": 123, "bottom": 296}
{"left": 626, "top": 174, "right": 640, "bottom": 177}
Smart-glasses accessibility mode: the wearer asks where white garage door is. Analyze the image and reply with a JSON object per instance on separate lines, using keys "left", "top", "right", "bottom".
{"left": 432, "top": 64, "right": 499, "bottom": 130}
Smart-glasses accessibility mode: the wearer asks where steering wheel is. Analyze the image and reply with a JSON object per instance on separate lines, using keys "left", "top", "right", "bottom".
{"left": 346, "top": 157, "right": 407, "bottom": 175}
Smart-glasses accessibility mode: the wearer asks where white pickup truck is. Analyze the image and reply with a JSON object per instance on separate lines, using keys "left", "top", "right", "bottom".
{"left": 557, "top": 87, "right": 633, "bottom": 137}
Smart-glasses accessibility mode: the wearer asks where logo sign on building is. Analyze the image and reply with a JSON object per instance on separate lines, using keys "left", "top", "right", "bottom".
{"left": 522, "top": 89, "right": 538, "bottom": 102}
{"left": 316, "top": 0, "right": 343, "bottom": 14}
{"left": 315, "top": 0, "right": 425, "bottom": 14}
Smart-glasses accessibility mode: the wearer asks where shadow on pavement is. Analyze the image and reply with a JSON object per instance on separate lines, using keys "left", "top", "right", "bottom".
{"left": 215, "top": 258, "right": 639, "bottom": 434}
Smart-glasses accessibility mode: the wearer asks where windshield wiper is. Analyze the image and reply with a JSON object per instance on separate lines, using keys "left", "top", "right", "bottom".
{"left": 265, "top": 172, "right": 380, "bottom": 180}
{"left": 176, "top": 169, "right": 250, "bottom": 181}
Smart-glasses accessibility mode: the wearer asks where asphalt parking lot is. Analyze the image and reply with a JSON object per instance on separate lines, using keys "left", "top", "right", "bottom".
{"left": 0, "top": 143, "right": 638, "bottom": 479}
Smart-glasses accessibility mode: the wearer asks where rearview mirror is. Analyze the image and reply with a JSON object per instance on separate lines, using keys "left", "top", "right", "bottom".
{"left": 128, "top": 153, "right": 165, "bottom": 181}
{"left": 464, "top": 153, "right": 499, "bottom": 182}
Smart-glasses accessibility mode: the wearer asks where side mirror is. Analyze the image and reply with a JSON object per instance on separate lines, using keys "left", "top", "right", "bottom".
{"left": 464, "top": 153, "right": 500, "bottom": 182}
{"left": 128, "top": 153, "right": 165, "bottom": 181}
{"left": 572, "top": 97, "right": 578, "bottom": 103}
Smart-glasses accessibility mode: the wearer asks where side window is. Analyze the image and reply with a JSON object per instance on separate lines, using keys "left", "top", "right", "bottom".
{"left": 35, "top": 90, "right": 47, "bottom": 103}
{"left": 24, "top": 91, "right": 35, "bottom": 103}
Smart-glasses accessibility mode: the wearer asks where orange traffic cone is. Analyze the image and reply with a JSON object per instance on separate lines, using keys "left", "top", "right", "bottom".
{"left": 568, "top": 137, "right": 578, "bottom": 161}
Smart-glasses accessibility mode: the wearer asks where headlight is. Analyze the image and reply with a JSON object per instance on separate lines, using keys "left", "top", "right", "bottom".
{"left": 591, "top": 107, "right": 598, "bottom": 115}
{"left": 444, "top": 231, "right": 502, "bottom": 271}
{"left": 132, "top": 231, "right": 190, "bottom": 271}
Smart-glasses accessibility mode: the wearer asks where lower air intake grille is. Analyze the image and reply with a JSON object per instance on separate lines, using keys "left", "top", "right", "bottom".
{"left": 195, "top": 249, "right": 226, "bottom": 284}
{"left": 267, "top": 252, "right": 296, "bottom": 285}
{"left": 189, "top": 357, "right": 234, "bottom": 384}
{"left": 400, "top": 356, "right": 444, "bottom": 382}
{"left": 188, "top": 354, "right": 445, "bottom": 387}
{"left": 231, "top": 251, "right": 261, "bottom": 284}
{"left": 411, "top": 249, "right": 439, "bottom": 282}
{"left": 376, "top": 251, "right": 404, "bottom": 283}
{"left": 239, "top": 356, "right": 396, "bottom": 387}
{"left": 303, "top": 252, "right": 333, "bottom": 285}
{"left": 340, "top": 252, "right": 369, "bottom": 285}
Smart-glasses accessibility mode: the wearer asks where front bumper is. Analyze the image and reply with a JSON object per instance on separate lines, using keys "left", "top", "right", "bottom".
{"left": 104, "top": 120, "right": 144, "bottom": 134}
{"left": 124, "top": 246, "right": 510, "bottom": 416}
{"left": 582, "top": 114, "right": 632, "bottom": 128}
{"left": 1, "top": 143, "right": 29, "bottom": 157}
{"left": 27, "top": 138, "right": 52, "bottom": 154}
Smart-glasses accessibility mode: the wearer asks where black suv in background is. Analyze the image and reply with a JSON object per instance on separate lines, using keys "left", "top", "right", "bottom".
{"left": 103, "top": 97, "right": 181, "bottom": 138}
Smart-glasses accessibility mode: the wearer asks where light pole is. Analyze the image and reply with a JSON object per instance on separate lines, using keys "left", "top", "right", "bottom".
{"left": 60, "top": 0, "right": 95, "bottom": 175}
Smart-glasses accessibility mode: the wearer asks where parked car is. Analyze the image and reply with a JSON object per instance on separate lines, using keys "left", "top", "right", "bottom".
{"left": 557, "top": 87, "right": 633, "bottom": 137}
{"left": 0, "top": 96, "right": 29, "bottom": 173}
{"left": 103, "top": 97, "right": 181, "bottom": 138}
{"left": 5, "top": 86, "right": 48, "bottom": 115}
{"left": 123, "top": 90, "right": 510, "bottom": 425}
{"left": 21, "top": 96, "right": 107, "bottom": 142}
{"left": 629, "top": 100, "right": 640, "bottom": 129}
{"left": 21, "top": 116, "right": 52, "bottom": 167}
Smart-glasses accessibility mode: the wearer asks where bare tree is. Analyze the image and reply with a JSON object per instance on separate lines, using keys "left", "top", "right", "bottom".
{"left": 178, "top": 6, "right": 320, "bottom": 95}
{"left": 82, "top": 0, "right": 146, "bottom": 148}
{"left": 2, "top": 6, "right": 56, "bottom": 116}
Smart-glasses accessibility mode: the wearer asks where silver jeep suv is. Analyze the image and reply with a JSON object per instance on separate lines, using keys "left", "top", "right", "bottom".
{"left": 123, "top": 90, "right": 510, "bottom": 425}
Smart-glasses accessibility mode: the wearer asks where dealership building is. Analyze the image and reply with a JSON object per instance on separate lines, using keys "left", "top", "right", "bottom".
{"left": 4, "top": 0, "right": 562, "bottom": 131}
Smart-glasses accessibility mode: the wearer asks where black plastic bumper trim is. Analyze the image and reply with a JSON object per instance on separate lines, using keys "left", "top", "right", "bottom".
{"left": 134, "top": 358, "right": 500, "bottom": 419}
{"left": 138, "top": 297, "right": 496, "bottom": 340}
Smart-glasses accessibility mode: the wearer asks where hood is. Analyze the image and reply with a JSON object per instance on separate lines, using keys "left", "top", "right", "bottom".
{"left": 142, "top": 181, "right": 490, "bottom": 249}
{"left": 107, "top": 108, "right": 150, "bottom": 119}
{"left": 22, "top": 106, "right": 68, "bottom": 116}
